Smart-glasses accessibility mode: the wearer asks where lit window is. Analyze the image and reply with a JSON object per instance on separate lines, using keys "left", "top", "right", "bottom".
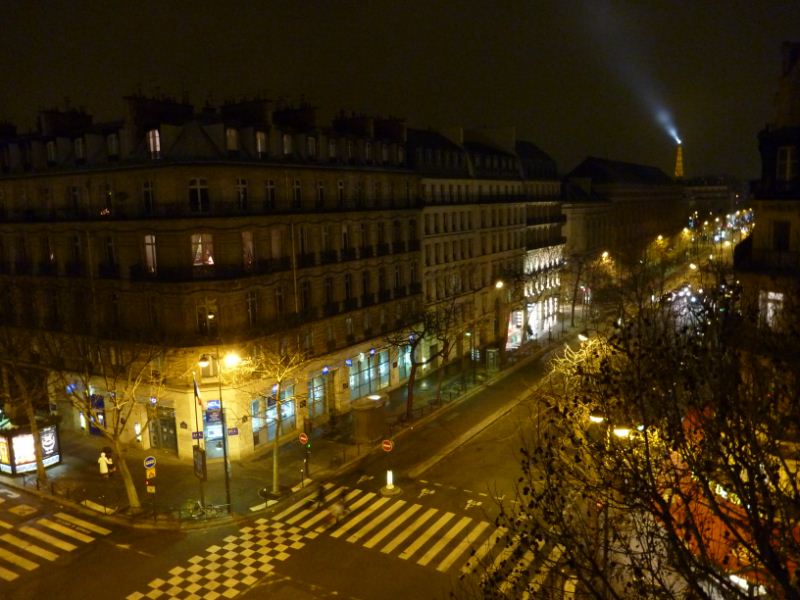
{"left": 196, "top": 298, "right": 218, "bottom": 336}
{"left": 256, "top": 131, "right": 267, "bottom": 157}
{"left": 225, "top": 128, "right": 239, "bottom": 152}
{"left": 242, "top": 231, "right": 255, "bottom": 270}
{"left": 282, "top": 133, "right": 293, "bottom": 155}
{"left": 191, "top": 233, "right": 214, "bottom": 266}
{"left": 146, "top": 129, "right": 161, "bottom": 159}
{"left": 144, "top": 234, "right": 157, "bottom": 274}
{"left": 759, "top": 290, "right": 784, "bottom": 329}
{"left": 777, "top": 146, "right": 797, "bottom": 181}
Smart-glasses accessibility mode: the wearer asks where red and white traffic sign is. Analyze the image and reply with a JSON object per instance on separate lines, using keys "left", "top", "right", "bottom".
{"left": 299, "top": 432, "right": 309, "bottom": 445}
{"left": 382, "top": 439, "right": 394, "bottom": 452}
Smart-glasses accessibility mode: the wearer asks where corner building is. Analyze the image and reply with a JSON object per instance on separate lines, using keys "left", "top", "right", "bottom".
{"left": 0, "top": 96, "right": 562, "bottom": 461}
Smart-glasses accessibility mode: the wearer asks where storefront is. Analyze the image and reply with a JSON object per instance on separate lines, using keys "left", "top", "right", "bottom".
{"left": 348, "top": 349, "right": 390, "bottom": 400}
{"left": 0, "top": 418, "right": 61, "bottom": 475}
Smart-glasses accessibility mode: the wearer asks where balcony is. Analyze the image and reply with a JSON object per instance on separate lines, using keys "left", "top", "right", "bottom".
{"left": 320, "top": 250, "right": 338, "bottom": 265}
{"left": 97, "top": 262, "right": 120, "bottom": 279}
{"left": 340, "top": 247, "right": 357, "bottom": 262}
{"left": 297, "top": 253, "right": 317, "bottom": 268}
{"left": 359, "top": 246, "right": 374, "bottom": 259}
{"left": 324, "top": 302, "right": 340, "bottom": 316}
{"left": 38, "top": 261, "right": 58, "bottom": 276}
{"left": 64, "top": 261, "right": 85, "bottom": 276}
{"left": 379, "top": 290, "right": 393, "bottom": 302}
{"left": 376, "top": 243, "right": 390, "bottom": 256}
{"left": 14, "top": 261, "right": 33, "bottom": 275}
{"left": 361, "top": 293, "right": 376, "bottom": 307}
{"left": 407, "top": 239, "right": 421, "bottom": 252}
{"left": 343, "top": 298, "right": 359, "bottom": 311}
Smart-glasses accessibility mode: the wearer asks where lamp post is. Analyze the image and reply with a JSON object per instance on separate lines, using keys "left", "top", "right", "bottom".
{"left": 198, "top": 350, "right": 240, "bottom": 514}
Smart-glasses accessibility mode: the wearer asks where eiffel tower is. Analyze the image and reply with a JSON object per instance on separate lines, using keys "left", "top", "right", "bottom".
{"left": 674, "top": 143, "right": 684, "bottom": 179}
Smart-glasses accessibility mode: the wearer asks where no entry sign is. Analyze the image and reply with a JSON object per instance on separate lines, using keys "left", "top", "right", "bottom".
{"left": 382, "top": 439, "right": 394, "bottom": 452}
{"left": 299, "top": 432, "right": 309, "bottom": 445}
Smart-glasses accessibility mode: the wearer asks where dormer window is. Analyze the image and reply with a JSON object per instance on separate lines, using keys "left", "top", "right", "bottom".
{"left": 146, "top": 129, "right": 161, "bottom": 159}
{"left": 777, "top": 146, "right": 797, "bottom": 182}
{"left": 255, "top": 131, "right": 267, "bottom": 157}
{"left": 73, "top": 137, "right": 85, "bottom": 162}
{"left": 107, "top": 133, "right": 119, "bottom": 158}
{"left": 46, "top": 140, "right": 57, "bottom": 164}
{"left": 225, "top": 128, "right": 239, "bottom": 152}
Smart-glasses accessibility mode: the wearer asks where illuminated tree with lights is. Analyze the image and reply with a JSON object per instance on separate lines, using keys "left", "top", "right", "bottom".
{"left": 471, "top": 267, "right": 800, "bottom": 599}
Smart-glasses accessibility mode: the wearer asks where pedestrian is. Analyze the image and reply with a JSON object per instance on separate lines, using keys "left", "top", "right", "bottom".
{"left": 315, "top": 485, "right": 326, "bottom": 509}
{"left": 98, "top": 451, "right": 112, "bottom": 478}
{"left": 330, "top": 500, "right": 347, "bottom": 523}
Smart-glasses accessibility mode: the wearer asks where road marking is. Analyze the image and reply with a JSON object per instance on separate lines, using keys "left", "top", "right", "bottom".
{"left": 38, "top": 518, "right": 94, "bottom": 543}
{"left": 9, "top": 504, "right": 37, "bottom": 517}
{"left": 19, "top": 526, "right": 77, "bottom": 551}
{"left": 465, "top": 499, "right": 483, "bottom": 510}
{"left": 417, "top": 515, "right": 471, "bottom": 566}
{"left": 1, "top": 533, "right": 58, "bottom": 561}
{"left": 417, "top": 488, "right": 435, "bottom": 499}
{"left": 0, "top": 546, "right": 38, "bottom": 570}
{"left": 0, "top": 563, "right": 17, "bottom": 581}
{"left": 499, "top": 547, "right": 536, "bottom": 595}
{"left": 436, "top": 520, "right": 490, "bottom": 572}
{"left": 461, "top": 527, "right": 506, "bottom": 574}
{"left": 272, "top": 496, "right": 312, "bottom": 521}
{"left": 363, "top": 504, "right": 421, "bottom": 549}
{"left": 524, "top": 543, "right": 564, "bottom": 597}
{"left": 0, "top": 519, "right": 13, "bottom": 530}
{"left": 380, "top": 507, "right": 436, "bottom": 554}
{"left": 399, "top": 512, "right": 453, "bottom": 560}
{"left": 346, "top": 500, "right": 406, "bottom": 544}
{"left": 329, "top": 495, "right": 386, "bottom": 539}
{"left": 54, "top": 512, "right": 111, "bottom": 535}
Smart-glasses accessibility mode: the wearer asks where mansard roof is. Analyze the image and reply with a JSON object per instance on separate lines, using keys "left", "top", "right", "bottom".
{"left": 567, "top": 156, "right": 673, "bottom": 185}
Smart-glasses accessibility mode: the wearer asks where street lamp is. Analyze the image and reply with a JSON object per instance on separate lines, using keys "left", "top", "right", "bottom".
{"left": 198, "top": 350, "right": 240, "bottom": 514}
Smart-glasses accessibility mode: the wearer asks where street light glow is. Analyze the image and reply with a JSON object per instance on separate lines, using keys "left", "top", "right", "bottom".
{"left": 613, "top": 427, "right": 631, "bottom": 439}
{"left": 223, "top": 352, "right": 241, "bottom": 368}
{"left": 197, "top": 354, "right": 211, "bottom": 368}
{"left": 495, "top": 280, "right": 504, "bottom": 289}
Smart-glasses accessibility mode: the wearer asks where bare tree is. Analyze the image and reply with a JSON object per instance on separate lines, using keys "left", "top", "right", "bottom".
{"left": 232, "top": 341, "right": 307, "bottom": 496}
{"left": 476, "top": 267, "right": 800, "bottom": 598}
{"left": 41, "top": 333, "right": 167, "bottom": 512}
{"left": 0, "top": 325, "right": 53, "bottom": 486}
{"left": 385, "top": 301, "right": 458, "bottom": 421}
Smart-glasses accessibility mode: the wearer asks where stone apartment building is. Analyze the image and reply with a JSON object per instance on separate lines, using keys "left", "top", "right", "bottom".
{"left": 0, "top": 95, "right": 563, "bottom": 462}
{"left": 735, "top": 41, "right": 800, "bottom": 324}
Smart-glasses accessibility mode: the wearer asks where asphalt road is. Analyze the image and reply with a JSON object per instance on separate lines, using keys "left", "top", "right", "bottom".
{"left": 1, "top": 343, "right": 565, "bottom": 600}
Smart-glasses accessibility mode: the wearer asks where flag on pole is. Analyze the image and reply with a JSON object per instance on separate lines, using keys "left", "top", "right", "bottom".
{"left": 193, "top": 373, "right": 203, "bottom": 409}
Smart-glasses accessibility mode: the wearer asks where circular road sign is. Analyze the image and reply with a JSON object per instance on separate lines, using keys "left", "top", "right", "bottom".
{"left": 382, "top": 439, "right": 394, "bottom": 452}
{"left": 299, "top": 432, "right": 309, "bottom": 445}
{"left": 143, "top": 455, "right": 157, "bottom": 469}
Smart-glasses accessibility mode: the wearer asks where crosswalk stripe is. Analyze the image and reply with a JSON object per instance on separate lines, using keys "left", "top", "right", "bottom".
{"left": 499, "top": 547, "right": 536, "bottom": 595}
{"left": 0, "top": 519, "right": 13, "bottom": 530}
{"left": 272, "top": 496, "right": 313, "bottom": 521}
{"left": 19, "top": 526, "right": 77, "bottom": 552}
{"left": 484, "top": 537, "right": 519, "bottom": 582}
{"left": 54, "top": 512, "right": 112, "bottom": 535}
{"left": 0, "top": 546, "right": 38, "bottom": 570}
{"left": 363, "top": 504, "right": 422, "bottom": 549}
{"left": 38, "top": 518, "right": 94, "bottom": 543}
{"left": 0, "top": 563, "right": 17, "bottom": 581}
{"left": 381, "top": 507, "right": 437, "bottom": 554}
{"left": 461, "top": 527, "right": 506, "bottom": 575}
{"left": 417, "top": 515, "right": 471, "bottom": 567}
{"left": 346, "top": 500, "right": 406, "bottom": 544}
{"left": 0, "top": 534, "right": 58, "bottom": 561}
{"left": 399, "top": 512, "right": 454, "bottom": 560}
{"left": 330, "top": 495, "right": 387, "bottom": 539}
{"left": 523, "top": 543, "right": 564, "bottom": 597}
{"left": 436, "top": 520, "right": 490, "bottom": 572}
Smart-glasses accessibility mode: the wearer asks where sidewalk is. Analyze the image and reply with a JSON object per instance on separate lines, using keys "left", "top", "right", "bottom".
{"left": 0, "top": 321, "right": 580, "bottom": 529}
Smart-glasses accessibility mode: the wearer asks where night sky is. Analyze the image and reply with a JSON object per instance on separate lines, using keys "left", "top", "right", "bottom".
{"left": 2, "top": 1, "right": 799, "bottom": 180}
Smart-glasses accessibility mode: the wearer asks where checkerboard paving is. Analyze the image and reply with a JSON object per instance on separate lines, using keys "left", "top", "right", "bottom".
{"left": 126, "top": 518, "right": 316, "bottom": 600}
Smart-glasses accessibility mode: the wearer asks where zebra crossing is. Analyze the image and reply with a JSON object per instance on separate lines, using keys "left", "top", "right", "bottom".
{"left": 272, "top": 483, "right": 562, "bottom": 586}
{"left": 0, "top": 510, "right": 112, "bottom": 582}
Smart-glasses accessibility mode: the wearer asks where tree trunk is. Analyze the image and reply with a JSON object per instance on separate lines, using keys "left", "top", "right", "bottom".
{"left": 23, "top": 393, "right": 48, "bottom": 486}
{"left": 271, "top": 381, "right": 282, "bottom": 495}
{"left": 405, "top": 363, "right": 418, "bottom": 420}
{"left": 570, "top": 260, "right": 584, "bottom": 327}
{"left": 114, "top": 444, "right": 141, "bottom": 510}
